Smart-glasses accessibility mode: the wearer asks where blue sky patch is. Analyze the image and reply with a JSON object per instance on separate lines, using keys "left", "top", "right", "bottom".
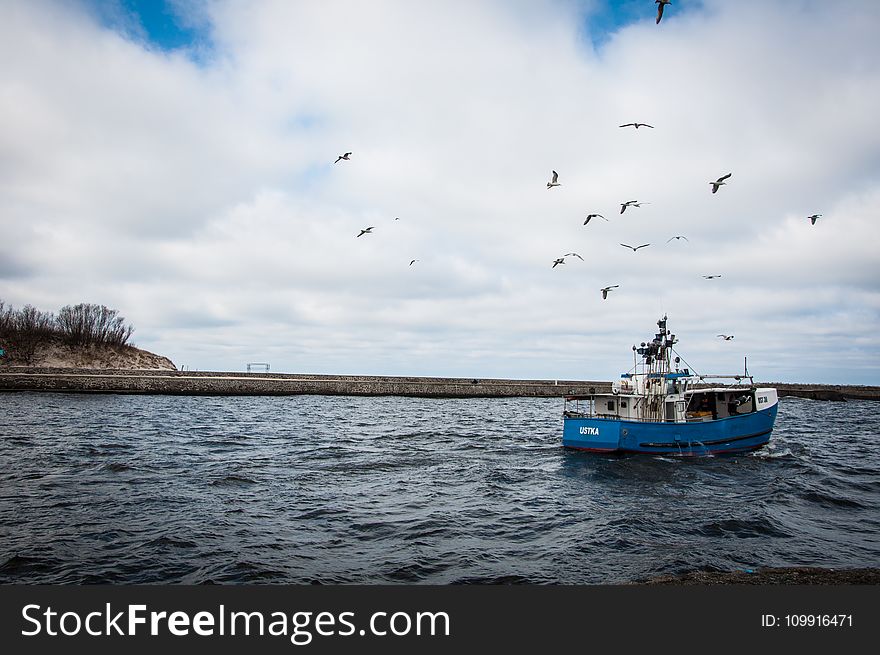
{"left": 80, "top": 0, "right": 212, "bottom": 59}
{"left": 581, "top": 0, "right": 646, "bottom": 48}
{"left": 583, "top": 0, "right": 701, "bottom": 48}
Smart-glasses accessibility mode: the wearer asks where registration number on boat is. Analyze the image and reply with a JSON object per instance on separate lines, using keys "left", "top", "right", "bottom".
{"left": 579, "top": 427, "right": 600, "bottom": 436}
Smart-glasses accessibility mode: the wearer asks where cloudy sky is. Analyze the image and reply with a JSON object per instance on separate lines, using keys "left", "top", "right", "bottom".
{"left": 1, "top": 0, "right": 879, "bottom": 384}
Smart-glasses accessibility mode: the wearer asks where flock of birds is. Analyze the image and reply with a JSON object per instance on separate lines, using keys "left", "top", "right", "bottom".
{"left": 541, "top": 163, "right": 738, "bottom": 310}
{"left": 333, "top": 1, "right": 824, "bottom": 344}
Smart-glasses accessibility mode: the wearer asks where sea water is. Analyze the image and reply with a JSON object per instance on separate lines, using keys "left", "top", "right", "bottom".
{"left": 1, "top": 392, "right": 878, "bottom": 583}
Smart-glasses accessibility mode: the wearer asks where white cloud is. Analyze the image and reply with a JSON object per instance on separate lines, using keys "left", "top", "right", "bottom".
{"left": 1, "top": 0, "right": 878, "bottom": 383}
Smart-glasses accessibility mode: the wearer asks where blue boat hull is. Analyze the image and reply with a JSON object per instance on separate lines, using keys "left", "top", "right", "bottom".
{"left": 562, "top": 404, "right": 778, "bottom": 456}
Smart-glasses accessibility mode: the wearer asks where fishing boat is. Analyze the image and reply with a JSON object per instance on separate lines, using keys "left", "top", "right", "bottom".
{"left": 562, "top": 316, "right": 778, "bottom": 455}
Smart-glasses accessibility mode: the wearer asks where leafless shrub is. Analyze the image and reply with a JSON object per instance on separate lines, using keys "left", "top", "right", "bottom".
{"left": 56, "top": 303, "right": 134, "bottom": 346}
{"left": 0, "top": 303, "right": 54, "bottom": 363}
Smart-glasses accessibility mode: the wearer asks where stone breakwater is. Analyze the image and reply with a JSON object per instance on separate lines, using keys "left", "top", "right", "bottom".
{"left": 0, "top": 368, "right": 877, "bottom": 400}
{"left": 0, "top": 369, "right": 607, "bottom": 398}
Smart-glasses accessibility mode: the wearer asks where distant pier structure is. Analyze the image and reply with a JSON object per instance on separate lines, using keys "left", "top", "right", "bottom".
{"left": 247, "top": 363, "right": 270, "bottom": 373}
{"left": 0, "top": 370, "right": 877, "bottom": 401}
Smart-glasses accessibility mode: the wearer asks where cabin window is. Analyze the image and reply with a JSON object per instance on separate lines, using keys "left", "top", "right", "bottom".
{"left": 620, "top": 401, "right": 627, "bottom": 408}
{"left": 606, "top": 400, "right": 615, "bottom": 411}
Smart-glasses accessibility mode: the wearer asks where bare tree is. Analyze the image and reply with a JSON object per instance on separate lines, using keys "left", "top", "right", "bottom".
{"left": 56, "top": 303, "right": 133, "bottom": 346}
{"left": 0, "top": 303, "right": 54, "bottom": 363}
{"left": 0, "top": 300, "right": 12, "bottom": 334}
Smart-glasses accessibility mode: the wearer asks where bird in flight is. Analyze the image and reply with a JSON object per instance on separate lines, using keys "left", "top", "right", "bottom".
{"left": 619, "top": 123, "right": 654, "bottom": 129}
{"left": 564, "top": 252, "right": 584, "bottom": 261}
{"left": 601, "top": 285, "right": 619, "bottom": 300}
{"left": 409, "top": 259, "right": 418, "bottom": 266}
{"left": 552, "top": 257, "right": 566, "bottom": 268}
{"left": 547, "top": 170, "right": 561, "bottom": 189}
{"left": 656, "top": 0, "right": 671, "bottom": 24}
{"left": 620, "top": 200, "right": 648, "bottom": 214}
{"left": 710, "top": 173, "right": 732, "bottom": 193}
{"left": 667, "top": 235, "right": 689, "bottom": 243}
{"left": 583, "top": 214, "right": 607, "bottom": 225}
{"left": 702, "top": 274, "right": 722, "bottom": 279}
{"left": 334, "top": 152, "right": 352, "bottom": 163}
{"left": 356, "top": 227, "right": 375, "bottom": 237}
{"left": 717, "top": 334, "right": 735, "bottom": 341}
{"left": 620, "top": 243, "right": 651, "bottom": 252}
{"left": 807, "top": 214, "right": 822, "bottom": 225}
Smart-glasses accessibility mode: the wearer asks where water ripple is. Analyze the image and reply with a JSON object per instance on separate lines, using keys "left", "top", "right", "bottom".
{"left": 0, "top": 393, "right": 878, "bottom": 583}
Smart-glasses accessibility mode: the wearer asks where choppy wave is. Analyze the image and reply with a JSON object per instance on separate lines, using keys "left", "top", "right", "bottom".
{"left": 0, "top": 393, "right": 878, "bottom": 584}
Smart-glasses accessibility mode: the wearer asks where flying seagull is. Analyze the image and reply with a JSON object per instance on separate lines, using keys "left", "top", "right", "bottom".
{"left": 620, "top": 200, "right": 648, "bottom": 214}
{"left": 552, "top": 257, "right": 565, "bottom": 268}
{"left": 564, "top": 252, "right": 584, "bottom": 261}
{"left": 547, "top": 170, "right": 561, "bottom": 189}
{"left": 601, "top": 285, "right": 619, "bottom": 300}
{"left": 656, "top": 0, "right": 671, "bottom": 24}
{"left": 620, "top": 243, "right": 651, "bottom": 252}
{"left": 667, "top": 235, "right": 689, "bottom": 243}
{"left": 702, "top": 274, "right": 722, "bottom": 279}
{"left": 710, "top": 173, "right": 732, "bottom": 193}
{"left": 409, "top": 259, "right": 418, "bottom": 266}
{"left": 619, "top": 122, "right": 654, "bottom": 129}
{"left": 583, "top": 214, "right": 607, "bottom": 225}
{"left": 334, "top": 152, "right": 352, "bottom": 163}
{"left": 356, "top": 227, "right": 375, "bottom": 237}
{"left": 807, "top": 214, "right": 822, "bottom": 225}
{"left": 717, "top": 334, "right": 735, "bottom": 341}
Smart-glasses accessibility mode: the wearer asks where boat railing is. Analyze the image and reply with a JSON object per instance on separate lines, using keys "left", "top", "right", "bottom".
{"left": 692, "top": 374, "right": 755, "bottom": 388}
{"left": 564, "top": 395, "right": 749, "bottom": 423}
{"left": 563, "top": 399, "right": 682, "bottom": 423}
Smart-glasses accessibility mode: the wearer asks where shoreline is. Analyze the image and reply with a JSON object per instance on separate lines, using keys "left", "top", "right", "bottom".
{"left": 0, "top": 368, "right": 878, "bottom": 400}
{"left": 639, "top": 566, "right": 880, "bottom": 585}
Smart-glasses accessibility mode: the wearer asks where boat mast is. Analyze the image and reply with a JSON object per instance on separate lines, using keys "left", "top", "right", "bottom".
{"left": 634, "top": 315, "right": 677, "bottom": 421}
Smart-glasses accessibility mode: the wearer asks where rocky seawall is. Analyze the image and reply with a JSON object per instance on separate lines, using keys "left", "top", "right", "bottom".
{"left": 0, "top": 368, "right": 877, "bottom": 400}
{"left": 0, "top": 369, "right": 606, "bottom": 398}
